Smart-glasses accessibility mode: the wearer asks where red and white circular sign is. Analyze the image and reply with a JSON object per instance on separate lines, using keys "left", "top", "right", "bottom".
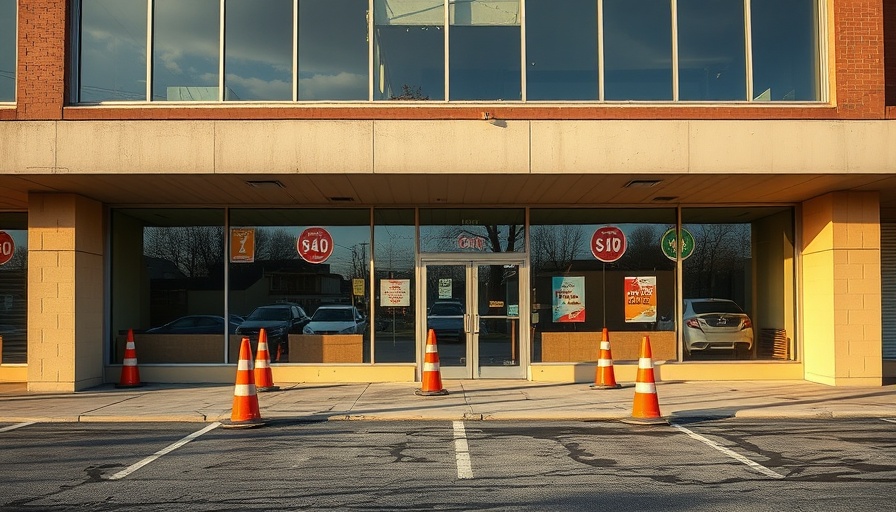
{"left": 591, "top": 226, "right": 627, "bottom": 263}
{"left": 0, "top": 231, "right": 14, "bottom": 266}
{"left": 296, "top": 227, "right": 333, "bottom": 264}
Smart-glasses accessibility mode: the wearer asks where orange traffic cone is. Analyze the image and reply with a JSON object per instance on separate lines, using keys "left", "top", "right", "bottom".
{"left": 254, "top": 328, "right": 280, "bottom": 392}
{"left": 622, "top": 336, "right": 667, "bottom": 425}
{"left": 116, "top": 329, "right": 143, "bottom": 388}
{"left": 591, "top": 327, "right": 621, "bottom": 390}
{"left": 223, "top": 337, "right": 265, "bottom": 428}
{"left": 416, "top": 329, "right": 448, "bottom": 396}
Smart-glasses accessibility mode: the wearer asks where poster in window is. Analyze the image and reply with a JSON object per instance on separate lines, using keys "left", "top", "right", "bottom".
{"left": 552, "top": 276, "right": 585, "bottom": 323}
{"left": 380, "top": 279, "right": 410, "bottom": 307}
{"left": 230, "top": 228, "right": 255, "bottom": 263}
{"left": 438, "top": 278, "right": 453, "bottom": 299}
{"left": 625, "top": 276, "right": 657, "bottom": 323}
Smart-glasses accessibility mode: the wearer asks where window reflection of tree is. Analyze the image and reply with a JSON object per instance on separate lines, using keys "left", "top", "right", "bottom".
{"left": 683, "top": 223, "right": 751, "bottom": 300}
{"left": 144, "top": 226, "right": 224, "bottom": 278}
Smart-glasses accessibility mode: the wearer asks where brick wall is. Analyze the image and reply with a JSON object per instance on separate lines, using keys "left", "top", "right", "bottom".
{"left": 16, "top": 0, "right": 68, "bottom": 120}
{"left": 9, "top": 0, "right": 888, "bottom": 122}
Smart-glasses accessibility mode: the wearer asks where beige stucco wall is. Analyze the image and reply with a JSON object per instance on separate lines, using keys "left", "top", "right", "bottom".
{"left": 27, "top": 193, "right": 104, "bottom": 392}
{"left": 2, "top": 120, "right": 896, "bottom": 176}
{"left": 802, "top": 191, "right": 882, "bottom": 386}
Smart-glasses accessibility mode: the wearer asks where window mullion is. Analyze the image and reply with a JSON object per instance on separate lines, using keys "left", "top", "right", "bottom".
{"left": 671, "top": 0, "right": 679, "bottom": 101}
{"left": 147, "top": 0, "right": 154, "bottom": 101}
{"left": 219, "top": 0, "right": 225, "bottom": 101}
{"left": 744, "top": 0, "right": 753, "bottom": 101}
{"left": 597, "top": 0, "right": 604, "bottom": 102}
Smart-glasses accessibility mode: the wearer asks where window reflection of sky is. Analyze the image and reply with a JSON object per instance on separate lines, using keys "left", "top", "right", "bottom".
{"left": 0, "top": 0, "right": 17, "bottom": 101}
{"left": 152, "top": 0, "right": 219, "bottom": 101}
{"left": 225, "top": 0, "right": 293, "bottom": 101}
{"left": 79, "top": 0, "right": 146, "bottom": 102}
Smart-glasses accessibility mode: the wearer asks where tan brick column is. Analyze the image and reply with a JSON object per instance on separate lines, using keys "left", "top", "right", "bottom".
{"left": 802, "top": 191, "right": 882, "bottom": 386}
{"left": 27, "top": 193, "right": 104, "bottom": 392}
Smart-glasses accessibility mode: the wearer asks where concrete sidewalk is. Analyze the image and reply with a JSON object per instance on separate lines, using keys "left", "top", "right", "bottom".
{"left": 1, "top": 380, "right": 895, "bottom": 424}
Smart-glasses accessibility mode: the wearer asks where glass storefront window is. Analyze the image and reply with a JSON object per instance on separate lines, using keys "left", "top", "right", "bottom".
{"left": 0, "top": 0, "right": 16, "bottom": 102}
{"left": 224, "top": 0, "right": 293, "bottom": 101}
{"left": 73, "top": 0, "right": 824, "bottom": 104}
{"left": 111, "top": 209, "right": 226, "bottom": 364}
{"left": 529, "top": 209, "right": 677, "bottom": 363}
{"left": 677, "top": 0, "right": 746, "bottom": 101}
{"left": 228, "top": 209, "right": 372, "bottom": 363}
{"left": 373, "top": 209, "right": 416, "bottom": 362}
{"left": 0, "top": 213, "right": 27, "bottom": 364}
{"left": 681, "top": 207, "right": 795, "bottom": 361}
{"left": 152, "top": 0, "right": 220, "bottom": 101}
{"left": 419, "top": 208, "right": 525, "bottom": 253}
{"left": 448, "top": 0, "right": 521, "bottom": 101}
{"left": 525, "top": 0, "right": 598, "bottom": 101}
{"left": 298, "top": 0, "right": 369, "bottom": 100}
{"left": 603, "top": 0, "right": 673, "bottom": 101}
{"left": 78, "top": 0, "right": 147, "bottom": 102}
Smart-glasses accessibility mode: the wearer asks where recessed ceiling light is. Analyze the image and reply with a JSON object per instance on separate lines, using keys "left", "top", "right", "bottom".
{"left": 245, "top": 180, "right": 285, "bottom": 189}
{"left": 624, "top": 179, "right": 662, "bottom": 188}
{"left": 328, "top": 197, "right": 355, "bottom": 202}
{"left": 652, "top": 196, "right": 678, "bottom": 202}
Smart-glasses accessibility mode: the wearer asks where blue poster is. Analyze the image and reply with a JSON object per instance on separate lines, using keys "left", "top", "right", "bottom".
{"left": 552, "top": 276, "right": 586, "bottom": 323}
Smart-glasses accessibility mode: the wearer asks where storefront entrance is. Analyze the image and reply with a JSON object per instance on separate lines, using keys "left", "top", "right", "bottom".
{"left": 421, "top": 257, "right": 527, "bottom": 379}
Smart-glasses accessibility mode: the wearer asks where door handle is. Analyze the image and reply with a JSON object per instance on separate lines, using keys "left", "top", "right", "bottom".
{"left": 473, "top": 314, "right": 480, "bottom": 334}
{"left": 464, "top": 314, "right": 471, "bottom": 334}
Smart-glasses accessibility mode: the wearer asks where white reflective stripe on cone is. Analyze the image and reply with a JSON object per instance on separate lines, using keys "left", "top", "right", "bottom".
{"left": 597, "top": 359, "right": 613, "bottom": 367}
{"left": 600, "top": 341, "right": 611, "bottom": 350}
{"left": 639, "top": 357, "right": 653, "bottom": 368}
{"left": 126, "top": 342, "right": 136, "bottom": 349}
{"left": 234, "top": 384, "right": 257, "bottom": 396}
{"left": 256, "top": 359, "right": 270, "bottom": 369}
{"left": 123, "top": 358, "right": 138, "bottom": 366}
{"left": 238, "top": 360, "right": 253, "bottom": 370}
{"left": 425, "top": 344, "right": 438, "bottom": 353}
{"left": 423, "top": 362, "right": 440, "bottom": 372}
{"left": 635, "top": 382, "right": 656, "bottom": 394}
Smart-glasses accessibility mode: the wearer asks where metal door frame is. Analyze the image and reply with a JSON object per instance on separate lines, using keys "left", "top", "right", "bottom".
{"left": 418, "top": 254, "right": 529, "bottom": 379}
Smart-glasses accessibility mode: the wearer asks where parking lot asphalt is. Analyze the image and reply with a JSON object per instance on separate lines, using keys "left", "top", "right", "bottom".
{"left": 1, "top": 379, "right": 894, "bottom": 424}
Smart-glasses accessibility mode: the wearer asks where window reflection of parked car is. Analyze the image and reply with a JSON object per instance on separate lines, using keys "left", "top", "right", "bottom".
{"left": 235, "top": 304, "right": 311, "bottom": 356}
{"left": 683, "top": 298, "right": 753, "bottom": 357}
{"left": 146, "top": 315, "right": 244, "bottom": 335}
{"left": 303, "top": 305, "right": 367, "bottom": 335}
{"left": 426, "top": 300, "right": 486, "bottom": 343}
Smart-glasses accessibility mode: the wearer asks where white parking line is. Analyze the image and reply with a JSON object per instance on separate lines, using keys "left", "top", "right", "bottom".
{"left": 671, "top": 423, "right": 785, "bottom": 479}
{"left": 0, "top": 422, "right": 35, "bottom": 433}
{"left": 452, "top": 421, "right": 474, "bottom": 480}
{"left": 106, "top": 422, "right": 221, "bottom": 481}
{"left": 882, "top": 419, "right": 896, "bottom": 425}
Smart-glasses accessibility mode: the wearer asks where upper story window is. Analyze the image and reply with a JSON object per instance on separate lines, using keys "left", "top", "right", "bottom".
{"left": 74, "top": 0, "right": 826, "bottom": 104}
{"left": 0, "top": 0, "right": 16, "bottom": 103}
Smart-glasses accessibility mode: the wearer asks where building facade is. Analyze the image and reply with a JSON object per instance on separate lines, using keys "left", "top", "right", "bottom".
{"left": 1, "top": 0, "right": 895, "bottom": 392}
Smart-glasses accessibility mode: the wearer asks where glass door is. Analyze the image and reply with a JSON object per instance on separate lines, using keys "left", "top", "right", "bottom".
{"left": 422, "top": 260, "right": 526, "bottom": 379}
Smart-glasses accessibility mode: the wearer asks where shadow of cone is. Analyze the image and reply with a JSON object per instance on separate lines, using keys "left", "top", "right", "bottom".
{"left": 591, "top": 327, "right": 621, "bottom": 390}
{"left": 621, "top": 336, "right": 668, "bottom": 425}
{"left": 223, "top": 337, "right": 265, "bottom": 429}
{"left": 416, "top": 329, "right": 448, "bottom": 396}
{"left": 116, "top": 329, "right": 144, "bottom": 388}
{"left": 254, "top": 328, "right": 280, "bottom": 392}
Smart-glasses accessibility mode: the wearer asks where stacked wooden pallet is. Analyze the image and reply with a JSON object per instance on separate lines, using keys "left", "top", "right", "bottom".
{"left": 758, "top": 328, "right": 789, "bottom": 359}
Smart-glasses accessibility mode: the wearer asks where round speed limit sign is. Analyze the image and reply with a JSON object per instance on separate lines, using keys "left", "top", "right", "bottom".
{"left": 296, "top": 227, "right": 334, "bottom": 264}
{"left": 0, "top": 231, "right": 14, "bottom": 266}
{"left": 591, "top": 226, "right": 627, "bottom": 263}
